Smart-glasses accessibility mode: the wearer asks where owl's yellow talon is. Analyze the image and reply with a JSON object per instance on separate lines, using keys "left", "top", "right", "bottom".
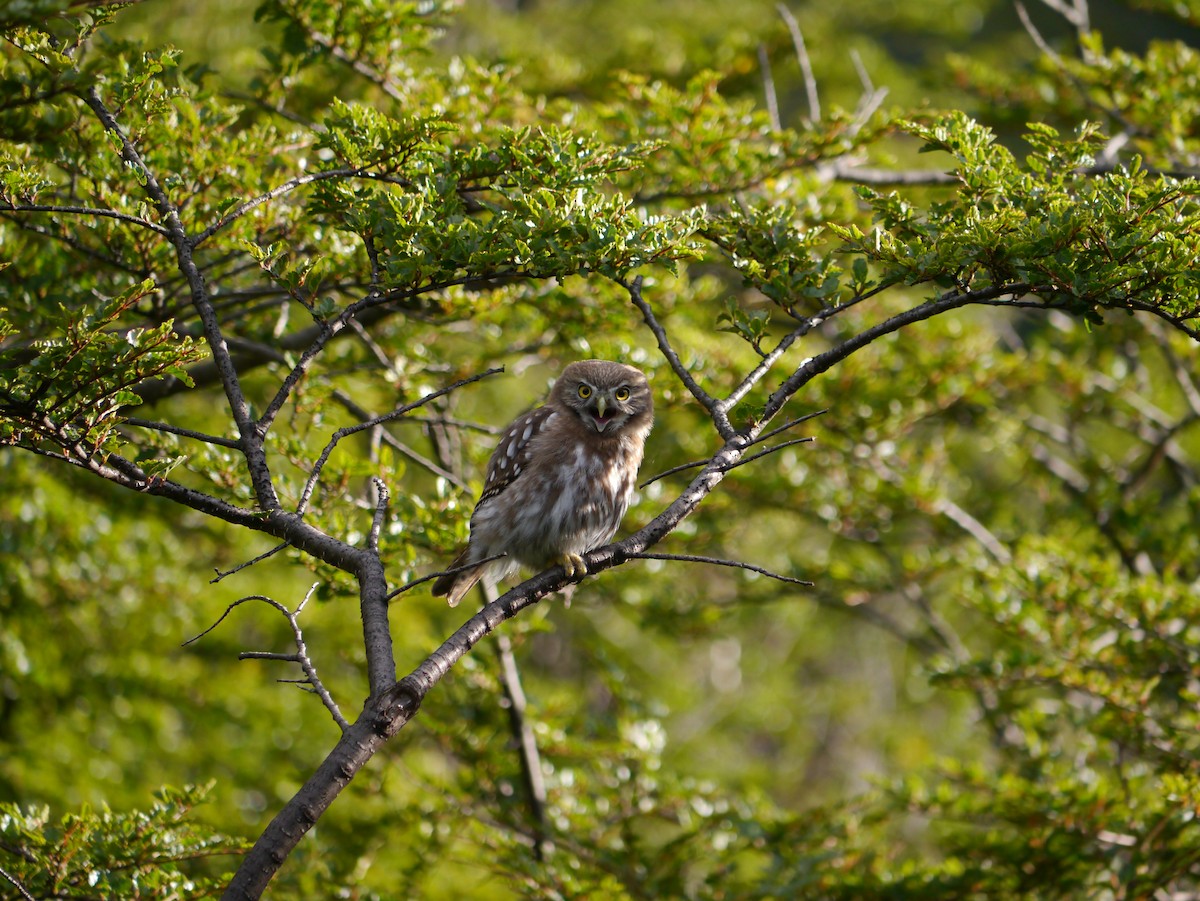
{"left": 559, "top": 552, "right": 587, "bottom": 578}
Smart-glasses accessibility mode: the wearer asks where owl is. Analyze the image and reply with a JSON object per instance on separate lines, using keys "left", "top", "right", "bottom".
{"left": 432, "top": 359, "right": 654, "bottom": 608}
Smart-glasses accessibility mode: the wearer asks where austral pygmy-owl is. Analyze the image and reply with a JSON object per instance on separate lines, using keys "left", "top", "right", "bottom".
{"left": 432, "top": 360, "right": 654, "bottom": 607}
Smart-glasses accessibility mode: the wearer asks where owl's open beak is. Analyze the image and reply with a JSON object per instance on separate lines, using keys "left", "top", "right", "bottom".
{"left": 592, "top": 396, "right": 612, "bottom": 431}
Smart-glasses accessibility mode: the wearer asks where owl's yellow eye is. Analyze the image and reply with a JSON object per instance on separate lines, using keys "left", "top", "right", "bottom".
{"left": 615, "top": 387, "right": 630, "bottom": 402}
{"left": 577, "top": 384, "right": 592, "bottom": 399}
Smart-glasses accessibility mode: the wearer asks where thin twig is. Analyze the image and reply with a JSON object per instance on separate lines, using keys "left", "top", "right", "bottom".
{"left": 621, "top": 276, "right": 728, "bottom": 436}
{"left": 639, "top": 413, "right": 823, "bottom": 487}
{"left": 777, "top": 3, "right": 820, "bottom": 122}
{"left": 4, "top": 202, "right": 169, "bottom": 235}
{"left": 640, "top": 436, "right": 814, "bottom": 488}
{"left": 751, "top": 409, "right": 828, "bottom": 446}
{"left": 123, "top": 416, "right": 241, "bottom": 449}
{"left": 385, "top": 552, "right": 509, "bottom": 602}
{"left": 717, "top": 322, "right": 808, "bottom": 418}
{"left": 330, "top": 389, "right": 469, "bottom": 490}
{"left": 484, "top": 582, "right": 552, "bottom": 860}
{"left": 240, "top": 651, "right": 301, "bottom": 662}
{"left": 296, "top": 367, "right": 503, "bottom": 516}
{"left": 629, "top": 552, "right": 813, "bottom": 587}
{"left": 758, "top": 44, "right": 781, "bottom": 131}
{"left": 728, "top": 436, "right": 814, "bottom": 471}
{"left": 191, "top": 168, "right": 410, "bottom": 248}
{"left": 211, "top": 542, "right": 291, "bottom": 584}
{"left": 368, "top": 477, "right": 388, "bottom": 553}
{"left": 347, "top": 318, "right": 395, "bottom": 372}
{"left": 184, "top": 585, "right": 349, "bottom": 731}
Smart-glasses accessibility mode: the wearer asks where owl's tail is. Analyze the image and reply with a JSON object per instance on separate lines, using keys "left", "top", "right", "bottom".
{"left": 431, "top": 550, "right": 485, "bottom": 608}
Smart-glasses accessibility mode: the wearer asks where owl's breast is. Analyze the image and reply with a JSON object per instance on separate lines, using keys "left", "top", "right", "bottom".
{"left": 470, "top": 437, "right": 640, "bottom": 569}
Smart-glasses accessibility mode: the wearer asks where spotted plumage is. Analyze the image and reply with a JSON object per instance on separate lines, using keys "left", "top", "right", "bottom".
{"left": 432, "top": 360, "right": 654, "bottom": 607}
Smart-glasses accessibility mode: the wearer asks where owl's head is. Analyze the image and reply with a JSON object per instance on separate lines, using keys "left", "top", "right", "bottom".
{"left": 554, "top": 360, "right": 653, "bottom": 435}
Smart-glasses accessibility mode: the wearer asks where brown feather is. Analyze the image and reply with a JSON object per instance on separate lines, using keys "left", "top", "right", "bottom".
{"left": 434, "top": 360, "right": 653, "bottom": 606}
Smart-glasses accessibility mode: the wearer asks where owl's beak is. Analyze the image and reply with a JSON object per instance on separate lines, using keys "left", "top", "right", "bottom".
{"left": 591, "top": 395, "right": 612, "bottom": 431}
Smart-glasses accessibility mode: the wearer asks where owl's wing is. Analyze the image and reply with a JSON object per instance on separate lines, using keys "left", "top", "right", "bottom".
{"left": 477, "top": 405, "right": 557, "bottom": 504}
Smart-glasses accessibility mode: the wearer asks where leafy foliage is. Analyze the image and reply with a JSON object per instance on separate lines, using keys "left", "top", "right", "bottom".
{"left": 2, "top": 0, "right": 1200, "bottom": 898}
{"left": 0, "top": 785, "right": 244, "bottom": 900}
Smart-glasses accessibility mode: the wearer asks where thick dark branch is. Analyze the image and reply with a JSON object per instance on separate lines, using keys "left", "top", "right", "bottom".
{"left": 80, "top": 86, "right": 281, "bottom": 511}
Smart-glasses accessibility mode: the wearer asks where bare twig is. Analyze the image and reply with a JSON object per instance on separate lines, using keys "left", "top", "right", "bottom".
{"left": 4, "top": 202, "right": 169, "bottom": 235}
{"left": 483, "top": 582, "right": 552, "bottom": 860}
{"left": 758, "top": 44, "right": 781, "bottom": 131}
{"left": 1015, "top": 1, "right": 1135, "bottom": 132}
{"left": 385, "top": 552, "right": 509, "bottom": 602}
{"left": 934, "top": 498, "right": 1013, "bottom": 563}
{"left": 123, "top": 416, "right": 241, "bottom": 449}
{"left": 777, "top": 3, "right": 820, "bottom": 122}
{"left": 629, "top": 551, "right": 812, "bottom": 587}
{"left": 330, "top": 389, "right": 469, "bottom": 490}
{"left": 848, "top": 49, "right": 889, "bottom": 134}
{"left": 296, "top": 368, "right": 503, "bottom": 517}
{"left": 347, "top": 318, "right": 396, "bottom": 373}
{"left": 190, "top": 168, "right": 411, "bottom": 248}
{"left": 184, "top": 585, "right": 349, "bottom": 732}
{"left": 728, "top": 436, "right": 814, "bottom": 471}
{"left": 368, "top": 477, "right": 388, "bottom": 553}
{"left": 622, "top": 276, "right": 728, "bottom": 436}
{"left": 752, "top": 409, "right": 828, "bottom": 445}
{"left": 1039, "top": 0, "right": 1090, "bottom": 38}
{"left": 718, "top": 322, "right": 808, "bottom": 418}
{"left": 211, "top": 542, "right": 290, "bottom": 584}
{"left": 640, "top": 411, "right": 824, "bottom": 487}
{"left": 1015, "top": 2, "right": 1063, "bottom": 65}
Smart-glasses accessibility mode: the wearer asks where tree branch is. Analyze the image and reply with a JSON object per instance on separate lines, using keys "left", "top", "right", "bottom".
{"left": 777, "top": 3, "right": 820, "bottom": 122}
{"left": 3, "top": 202, "right": 169, "bottom": 235}
{"left": 629, "top": 552, "right": 812, "bottom": 587}
{"left": 622, "top": 276, "right": 728, "bottom": 436}
{"left": 295, "top": 367, "right": 503, "bottom": 517}
{"left": 184, "top": 586, "right": 349, "bottom": 732}
{"left": 80, "top": 85, "right": 281, "bottom": 511}
{"left": 123, "top": 416, "right": 241, "bottom": 449}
